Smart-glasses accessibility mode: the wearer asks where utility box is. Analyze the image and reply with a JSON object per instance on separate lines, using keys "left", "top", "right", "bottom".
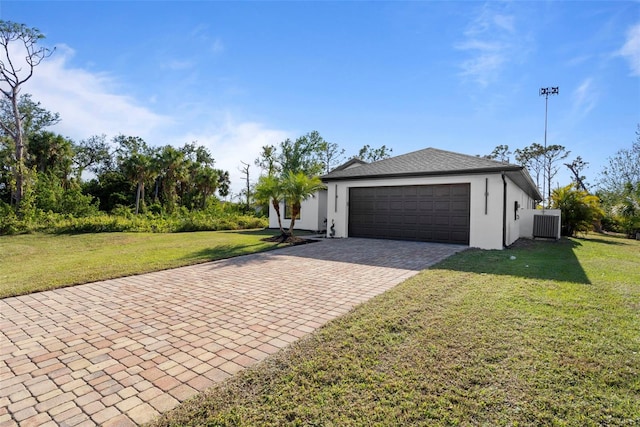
{"left": 533, "top": 214, "right": 560, "bottom": 239}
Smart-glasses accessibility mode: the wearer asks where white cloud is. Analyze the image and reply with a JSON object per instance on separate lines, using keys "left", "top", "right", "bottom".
{"left": 572, "top": 78, "right": 597, "bottom": 118}
{"left": 18, "top": 42, "right": 289, "bottom": 198}
{"left": 26, "top": 44, "right": 171, "bottom": 141}
{"left": 211, "top": 38, "right": 225, "bottom": 54}
{"left": 458, "top": 53, "right": 506, "bottom": 87}
{"left": 456, "top": 40, "right": 506, "bottom": 52}
{"left": 189, "top": 24, "right": 224, "bottom": 55}
{"left": 493, "top": 14, "right": 515, "bottom": 33}
{"left": 618, "top": 23, "right": 640, "bottom": 76}
{"left": 162, "top": 59, "right": 195, "bottom": 70}
{"left": 455, "top": 3, "right": 524, "bottom": 88}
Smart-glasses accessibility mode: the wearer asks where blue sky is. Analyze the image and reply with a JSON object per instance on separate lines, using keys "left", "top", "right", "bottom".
{"left": 2, "top": 1, "right": 639, "bottom": 198}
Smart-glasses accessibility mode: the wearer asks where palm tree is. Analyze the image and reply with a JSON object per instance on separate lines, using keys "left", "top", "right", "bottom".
{"left": 193, "top": 166, "right": 219, "bottom": 209}
{"left": 121, "top": 152, "right": 154, "bottom": 214}
{"left": 156, "top": 145, "right": 187, "bottom": 212}
{"left": 254, "top": 174, "right": 284, "bottom": 233}
{"left": 216, "top": 169, "right": 230, "bottom": 199}
{"left": 612, "top": 183, "right": 640, "bottom": 238}
{"left": 550, "top": 184, "right": 603, "bottom": 236}
{"left": 281, "top": 171, "right": 325, "bottom": 236}
{"left": 115, "top": 136, "right": 155, "bottom": 215}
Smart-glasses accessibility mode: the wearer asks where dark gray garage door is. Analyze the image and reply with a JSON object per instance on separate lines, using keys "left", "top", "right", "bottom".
{"left": 348, "top": 184, "right": 470, "bottom": 245}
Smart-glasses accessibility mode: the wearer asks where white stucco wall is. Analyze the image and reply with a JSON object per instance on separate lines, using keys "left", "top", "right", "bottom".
{"left": 503, "top": 175, "right": 539, "bottom": 246}
{"left": 268, "top": 190, "right": 328, "bottom": 231}
{"left": 325, "top": 173, "right": 536, "bottom": 250}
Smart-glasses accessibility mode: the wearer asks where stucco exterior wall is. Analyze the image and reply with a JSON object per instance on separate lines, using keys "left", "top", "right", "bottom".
{"left": 503, "top": 174, "right": 537, "bottom": 246}
{"left": 268, "top": 190, "right": 328, "bottom": 231}
{"left": 325, "top": 173, "right": 536, "bottom": 250}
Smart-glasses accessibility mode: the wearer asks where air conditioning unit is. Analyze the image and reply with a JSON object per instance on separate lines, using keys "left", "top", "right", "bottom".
{"left": 533, "top": 214, "right": 559, "bottom": 239}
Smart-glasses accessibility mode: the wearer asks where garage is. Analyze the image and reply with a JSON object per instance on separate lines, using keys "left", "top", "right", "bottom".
{"left": 348, "top": 183, "right": 470, "bottom": 244}
{"left": 318, "top": 147, "right": 543, "bottom": 249}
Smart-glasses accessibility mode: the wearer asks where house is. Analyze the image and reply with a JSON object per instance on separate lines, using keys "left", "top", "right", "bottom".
{"left": 268, "top": 189, "right": 328, "bottom": 232}
{"left": 321, "top": 147, "right": 556, "bottom": 250}
{"left": 268, "top": 158, "right": 367, "bottom": 233}
{"left": 269, "top": 147, "right": 559, "bottom": 249}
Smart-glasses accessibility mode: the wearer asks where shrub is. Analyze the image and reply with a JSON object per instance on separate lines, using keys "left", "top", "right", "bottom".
{"left": 551, "top": 185, "right": 604, "bottom": 236}
{"left": 0, "top": 207, "right": 268, "bottom": 235}
{"left": 0, "top": 201, "right": 24, "bottom": 234}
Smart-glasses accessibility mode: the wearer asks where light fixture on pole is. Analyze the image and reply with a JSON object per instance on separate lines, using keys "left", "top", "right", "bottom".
{"left": 539, "top": 86, "right": 559, "bottom": 207}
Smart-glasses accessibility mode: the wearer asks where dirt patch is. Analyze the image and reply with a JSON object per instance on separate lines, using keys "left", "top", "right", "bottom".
{"left": 508, "top": 237, "right": 560, "bottom": 249}
{"left": 262, "top": 233, "right": 318, "bottom": 246}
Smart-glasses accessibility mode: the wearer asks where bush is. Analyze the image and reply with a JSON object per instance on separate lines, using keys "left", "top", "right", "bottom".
{"left": 600, "top": 215, "right": 622, "bottom": 233}
{"left": 551, "top": 185, "right": 604, "bottom": 236}
{"left": 0, "top": 202, "right": 24, "bottom": 234}
{"left": 0, "top": 206, "right": 268, "bottom": 235}
{"left": 599, "top": 184, "right": 640, "bottom": 238}
{"left": 34, "top": 173, "right": 99, "bottom": 217}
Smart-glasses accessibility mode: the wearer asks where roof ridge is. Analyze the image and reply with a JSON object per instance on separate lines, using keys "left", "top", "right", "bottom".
{"left": 396, "top": 146, "right": 519, "bottom": 168}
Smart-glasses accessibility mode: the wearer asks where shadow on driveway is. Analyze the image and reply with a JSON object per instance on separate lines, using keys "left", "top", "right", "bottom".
{"left": 207, "top": 238, "right": 467, "bottom": 272}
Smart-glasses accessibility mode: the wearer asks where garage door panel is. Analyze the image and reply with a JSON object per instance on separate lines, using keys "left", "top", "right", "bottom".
{"left": 435, "top": 214, "right": 451, "bottom": 226}
{"left": 418, "top": 201, "right": 434, "bottom": 211}
{"left": 452, "top": 185, "right": 470, "bottom": 197}
{"left": 404, "top": 214, "right": 417, "bottom": 225}
{"left": 374, "top": 201, "right": 390, "bottom": 210}
{"left": 435, "top": 186, "right": 452, "bottom": 197}
{"left": 451, "top": 230, "right": 469, "bottom": 241}
{"left": 403, "top": 186, "right": 418, "bottom": 196}
{"left": 403, "top": 200, "right": 418, "bottom": 211}
{"left": 417, "top": 186, "right": 434, "bottom": 197}
{"left": 435, "top": 201, "right": 450, "bottom": 211}
{"left": 349, "top": 184, "right": 470, "bottom": 245}
{"left": 374, "top": 216, "right": 389, "bottom": 226}
{"left": 451, "top": 200, "right": 468, "bottom": 209}
{"left": 389, "top": 215, "right": 403, "bottom": 225}
{"left": 357, "top": 215, "right": 374, "bottom": 225}
{"left": 388, "top": 187, "right": 404, "bottom": 196}
{"left": 418, "top": 214, "right": 433, "bottom": 225}
{"left": 416, "top": 229, "right": 434, "bottom": 240}
{"left": 434, "top": 229, "right": 451, "bottom": 239}
{"left": 450, "top": 215, "right": 469, "bottom": 227}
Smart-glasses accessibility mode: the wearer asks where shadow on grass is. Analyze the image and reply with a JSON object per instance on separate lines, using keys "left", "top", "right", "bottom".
{"left": 228, "top": 228, "right": 280, "bottom": 237}
{"left": 574, "top": 236, "right": 626, "bottom": 246}
{"left": 181, "top": 241, "right": 284, "bottom": 266}
{"left": 435, "top": 237, "right": 591, "bottom": 284}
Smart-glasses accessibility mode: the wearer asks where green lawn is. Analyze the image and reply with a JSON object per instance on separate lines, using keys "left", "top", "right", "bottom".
{"left": 0, "top": 229, "right": 282, "bottom": 298}
{"left": 150, "top": 234, "right": 640, "bottom": 426}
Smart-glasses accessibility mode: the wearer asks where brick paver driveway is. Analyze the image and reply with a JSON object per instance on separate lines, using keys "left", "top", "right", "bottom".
{"left": 0, "top": 238, "right": 465, "bottom": 426}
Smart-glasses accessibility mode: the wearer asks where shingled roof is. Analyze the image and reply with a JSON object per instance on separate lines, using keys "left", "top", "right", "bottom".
{"left": 322, "top": 147, "right": 542, "bottom": 200}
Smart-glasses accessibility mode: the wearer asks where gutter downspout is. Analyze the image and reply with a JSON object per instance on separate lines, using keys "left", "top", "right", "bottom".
{"left": 502, "top": 172, "right": 507, "bottom": 249}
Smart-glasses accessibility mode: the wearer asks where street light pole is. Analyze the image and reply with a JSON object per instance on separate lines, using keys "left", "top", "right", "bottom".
{"left": 539, "top": 86, "right": 559, "bottom": 207}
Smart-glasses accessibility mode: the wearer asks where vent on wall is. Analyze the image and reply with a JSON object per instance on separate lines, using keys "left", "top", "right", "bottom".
{"left": 533, "top": 214, "right": 559, "bottom": 239}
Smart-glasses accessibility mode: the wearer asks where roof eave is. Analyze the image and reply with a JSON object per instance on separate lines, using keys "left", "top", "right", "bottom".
{"left": 505, "top": 169, "right": 543, "bottom": 201}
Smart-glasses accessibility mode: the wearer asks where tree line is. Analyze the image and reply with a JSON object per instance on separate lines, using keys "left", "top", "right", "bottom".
{"left": 0, "top": 20, "right": 232, "bottom": 221}
{"left": 484, "top": 133, "right": 639, "bottom": 238}
{"left": 0, "top": 100, "right": 232, "bottom": 217}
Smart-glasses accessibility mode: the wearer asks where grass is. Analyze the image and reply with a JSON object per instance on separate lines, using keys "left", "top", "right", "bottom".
{"left": 0, "top": 229, "right": 285, "bottom": 298}
{"left": 150, "top": 234, "right": 640, "bottom": 426}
